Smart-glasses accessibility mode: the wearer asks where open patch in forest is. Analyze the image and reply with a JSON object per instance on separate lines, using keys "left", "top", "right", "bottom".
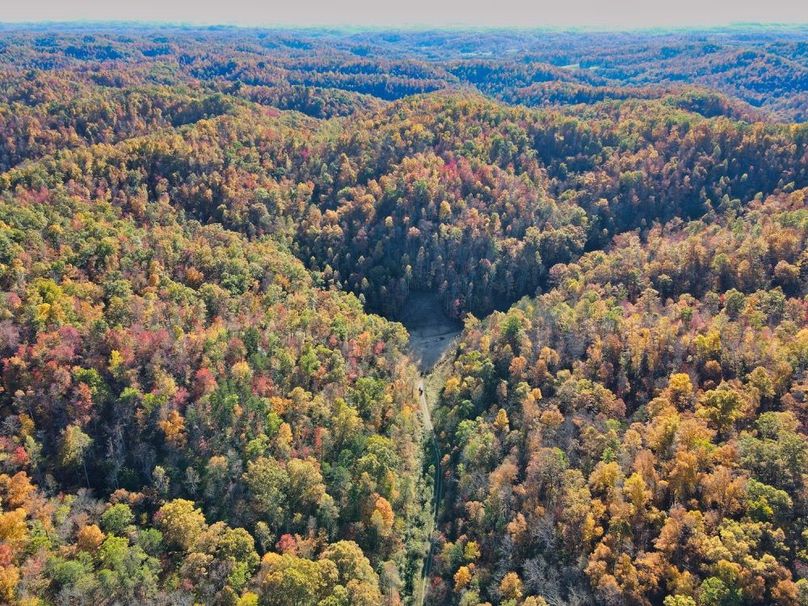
{"left": 397, "top": 291, "right": 463, "bottom": 373}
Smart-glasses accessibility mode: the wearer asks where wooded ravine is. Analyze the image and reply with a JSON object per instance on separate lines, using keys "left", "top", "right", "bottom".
{"left": 0, "top": 24, "right": 806, "bottom": 606}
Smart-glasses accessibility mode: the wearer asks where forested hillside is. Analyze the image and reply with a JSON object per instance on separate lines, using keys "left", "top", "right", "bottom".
{"left": 430, "top": 189, "right": 808, "bottom": 605}
{"left": 0, "top": 25, "right": 806, "bottom": 606}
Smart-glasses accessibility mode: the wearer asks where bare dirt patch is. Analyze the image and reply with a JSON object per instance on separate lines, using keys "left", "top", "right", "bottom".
{"left": 399, "top": 291, "right": 462, "bottom": 373}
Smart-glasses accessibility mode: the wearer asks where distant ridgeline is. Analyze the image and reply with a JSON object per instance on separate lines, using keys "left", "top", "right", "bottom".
{"left": 0, "top": 25, "right": 806, "bottom": 120}
{"left": 0, "top": 24, "right": 806, "bottom": 606}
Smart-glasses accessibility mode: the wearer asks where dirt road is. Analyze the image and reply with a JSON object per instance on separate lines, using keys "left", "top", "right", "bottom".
{"left": 417, "top": 376, "right": 443, "bottom": 602}
{"left": 398, "top": 292, "right": 460, "bottom": 606}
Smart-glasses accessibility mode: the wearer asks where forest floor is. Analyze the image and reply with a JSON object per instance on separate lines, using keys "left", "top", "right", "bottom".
{"left": 399, "top": 292, "right": 461, "bottom": 606}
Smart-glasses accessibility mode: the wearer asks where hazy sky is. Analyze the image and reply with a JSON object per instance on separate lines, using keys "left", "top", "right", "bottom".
{"left": 3, "top": 0, "right": 807, "bottom": 29}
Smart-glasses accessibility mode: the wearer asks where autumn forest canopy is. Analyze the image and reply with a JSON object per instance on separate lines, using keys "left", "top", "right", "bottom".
{"left": 0, "top": 23, "right": 806, "bottom": 606}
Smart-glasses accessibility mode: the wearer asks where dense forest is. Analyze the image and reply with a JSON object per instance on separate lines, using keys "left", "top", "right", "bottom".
{"left": 0, "top": 24, "right": 806, "bottom": 606}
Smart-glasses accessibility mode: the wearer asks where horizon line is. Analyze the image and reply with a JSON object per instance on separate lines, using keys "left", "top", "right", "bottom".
{"left": 1, "top": 20, "right": 807, "bottom": 34}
